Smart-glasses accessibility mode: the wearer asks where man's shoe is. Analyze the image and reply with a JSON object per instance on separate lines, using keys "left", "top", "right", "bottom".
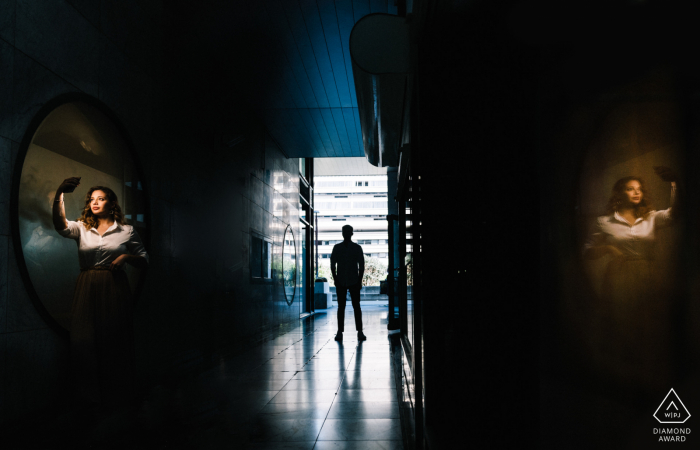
{"left": 335, "top": 332, "right": 343, "bottom": 342}
{"left": 358, "top": 331, "right": 367, "bottom": 341}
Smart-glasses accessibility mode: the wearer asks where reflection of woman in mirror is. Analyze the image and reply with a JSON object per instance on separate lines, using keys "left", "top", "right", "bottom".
{"left": 583, "top": 166, "right": 678, "bottom": 392}
{"left": 52, "top": 177, "right": 148, "bottom": 414}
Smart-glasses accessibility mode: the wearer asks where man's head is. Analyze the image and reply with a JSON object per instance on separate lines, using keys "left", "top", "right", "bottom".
{"left": 341, "top": 224, "right": 353, "bottom": 240}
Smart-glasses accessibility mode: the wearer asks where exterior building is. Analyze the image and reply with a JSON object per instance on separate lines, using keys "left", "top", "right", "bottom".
{"left": 314, "top": 175, "right": 389, "bottom": 269}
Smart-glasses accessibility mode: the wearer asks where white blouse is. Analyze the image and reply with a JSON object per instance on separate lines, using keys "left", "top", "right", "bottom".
{"left": 57, "top": 220, "right": 149, "bottom": 269}
{"left": 584, "top": 209, "right": 673, "bottom": 260}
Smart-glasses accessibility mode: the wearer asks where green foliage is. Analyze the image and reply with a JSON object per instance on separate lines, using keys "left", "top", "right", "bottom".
{"left": 362, "top": 255, "right": 387, "bottom": 286}
{"left": 317, "top": 256, "right": 388, "bottom": 287}
{"left": 317, "top": 263, "right": 335, "bottom": 287}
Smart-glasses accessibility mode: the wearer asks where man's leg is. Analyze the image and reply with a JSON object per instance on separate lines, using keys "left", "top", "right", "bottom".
{"left": 349, "top": 283, "right": 363, "bottom": 332}
{"left": 336, "top": 284, "right": 348, "bottom": 333}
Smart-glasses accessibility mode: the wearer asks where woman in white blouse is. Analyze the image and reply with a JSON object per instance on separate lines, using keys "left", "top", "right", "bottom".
{"left": 53, "top": 176, "right": 148, "bottom": 413}
{"left": 583, "top": 166, "right": 677, "bottom": 392}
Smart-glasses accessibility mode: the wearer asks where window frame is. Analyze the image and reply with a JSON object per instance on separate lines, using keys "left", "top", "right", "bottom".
{"left": 250, "top": 229, "right": 274, "bottom": 284}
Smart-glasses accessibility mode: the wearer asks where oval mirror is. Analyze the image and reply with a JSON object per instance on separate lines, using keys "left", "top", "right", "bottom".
{"left": 282, "top": 224, "right": 297, "bottom": 305}
{"left": 16, "top": 99, "right": 148, "bottom": 332}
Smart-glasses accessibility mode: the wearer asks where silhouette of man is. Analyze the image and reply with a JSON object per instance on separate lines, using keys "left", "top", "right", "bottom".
{"left": 331, "top": 224, "right": 367, "bottom": 342}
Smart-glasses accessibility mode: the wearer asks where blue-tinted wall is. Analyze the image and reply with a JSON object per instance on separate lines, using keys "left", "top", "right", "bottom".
{"left": 0, "top": 0, "right": 302, "bottom": 424}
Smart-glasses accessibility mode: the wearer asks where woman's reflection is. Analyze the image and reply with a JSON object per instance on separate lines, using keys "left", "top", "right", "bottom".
{"left": 582, "top": 166, "right": 678, "bottom": 392}
{"left": 52, "top": 177, "right": 148, "bottom": 414}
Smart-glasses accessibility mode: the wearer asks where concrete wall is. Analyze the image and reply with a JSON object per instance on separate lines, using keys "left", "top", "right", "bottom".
{"left": 0, "top": 0, "right": 301, "bottom": 425}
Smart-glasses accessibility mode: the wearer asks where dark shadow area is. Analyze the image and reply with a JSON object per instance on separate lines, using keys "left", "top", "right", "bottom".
{"left": 540, "top": 2, "right": 700, "bottom": 448}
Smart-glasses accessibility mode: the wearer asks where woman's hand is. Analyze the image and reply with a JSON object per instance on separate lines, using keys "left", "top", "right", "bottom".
{"left": 110, "top": 254, "right": 130, "bottom": 271}
{"left": 654, "top": 166, "right": 677, "bottom": 183}
{"left": 57, "top": 177, "right": 81, "bottom": 194}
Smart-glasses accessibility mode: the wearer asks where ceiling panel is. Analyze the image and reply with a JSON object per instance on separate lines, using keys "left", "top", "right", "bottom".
{"left": 263, "top": 0, "right": 318, "bottom": 108}
{"left": 371, "top": 0, "right": 389, "bottom": 14}
{"left": 309, "top": 108, "right": 335, "bottom": 157}
{"left": 298, "top": 0, "right": 342, "bottom": 108}
{"left": 281, "top": 0, "right": 332, "bottom": 109}
{"left": 317, "top": 0, "right": 354, "bottom": 108}
{"left": 331, "top": 107, "right": 353, "bottom": 157}
{"left": 342, "top": 107, "right": 361, "bottom": 156}
{"left": 353, "top": 1, "right": 372, "bottom": 23}
{"left": 200, "top": 0, "right": 401, "bottom": 162}
{"left": 320, "top": 108, "right": 342, "bottom": 157}
{"left": 296, "top": 108, "right": 326, "bottom": 157}
{"left": 335, "top": 0, "right": 359, "bottom": 109}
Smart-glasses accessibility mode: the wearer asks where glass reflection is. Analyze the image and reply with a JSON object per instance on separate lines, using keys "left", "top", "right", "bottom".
{"left": 283, "top": 225, "right": 297, "bottom": 305}
{"left": 576, "top": 90, "right": 682, "bottom": 393}
{"left": 18, "top": 101, "right": 147, "bottom": 330}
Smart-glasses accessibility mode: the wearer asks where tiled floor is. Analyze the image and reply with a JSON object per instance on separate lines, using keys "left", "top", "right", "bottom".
{"left": 7, "top": 304, "right": 404, "bottom": 449}
{"left": 189, "top": 304, "right": 404, "bottom": 449}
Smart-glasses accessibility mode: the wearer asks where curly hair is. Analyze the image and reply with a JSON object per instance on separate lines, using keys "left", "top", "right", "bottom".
{"left": 604, "top": 176, "right": 653, "bottom": 219}
{"left": 77, "top": 186, "right": 127, "bottom": 230}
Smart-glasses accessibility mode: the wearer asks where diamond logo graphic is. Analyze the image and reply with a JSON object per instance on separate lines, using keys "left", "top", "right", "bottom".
{"left": 654, "top": 388, "right": 691, "bottom": 424}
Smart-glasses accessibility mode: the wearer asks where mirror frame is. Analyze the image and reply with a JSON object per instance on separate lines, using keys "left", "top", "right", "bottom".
{"left": 282, "top": 224, "right": 297, "bottom": 306}
{"left": 10, "top": 93, "right": 150, "bottom": 339}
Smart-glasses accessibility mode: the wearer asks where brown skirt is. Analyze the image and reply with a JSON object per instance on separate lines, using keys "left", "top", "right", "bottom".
{"left": 70, "top": 266, "right": 135, "bottom": 409}
{"left": 591, "top": 258, "right": 673, "bottom": 392}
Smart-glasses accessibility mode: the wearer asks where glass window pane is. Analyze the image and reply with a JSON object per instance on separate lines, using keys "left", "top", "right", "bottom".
{"left": 251, "top": 236, "right": 262, "bottom": 278}
{"left": 262, "top": 240, "right": 271, "bottom": 278}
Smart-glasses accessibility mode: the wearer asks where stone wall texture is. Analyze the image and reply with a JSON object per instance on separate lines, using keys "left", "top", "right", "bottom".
{"left": 0, "top": 0, "right": 302, "bottom": 424}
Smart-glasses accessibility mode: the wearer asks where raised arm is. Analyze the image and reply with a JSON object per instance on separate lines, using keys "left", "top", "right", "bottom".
{"left": 53, "top": 177, "right": 80, "bottom": 231}
{"left": 654, "top": 166, "right": 678, "bottom": 224}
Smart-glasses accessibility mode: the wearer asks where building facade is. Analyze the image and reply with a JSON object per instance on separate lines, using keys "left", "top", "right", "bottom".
{"left": 314, "top": 175, "right": 389, "bottom": 276}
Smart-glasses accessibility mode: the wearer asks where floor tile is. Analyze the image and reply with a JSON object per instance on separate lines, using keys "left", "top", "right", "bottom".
{"left": 292, "top": 371, "right": 346, "bottom": 380}
{"left": 245, "top": 442, "right": 317, "bottom": 449}
{"left": 258, "top": 402, "right": 333, "bottom": 419}
{"left": 270, "top": 389, "right": 338, "bottom": 403}
{"left": 282, "top": 378, "right": 342, "bottom": 391}
{"left": 313, "top": 441, "right": 404, "bottom": 450}
{"left": 340, "top": 376, "right": 395, "bottom": 390}
{"left": 248, "top": 417, "right": 325, "bottom": 442}
{"left": 317, "top": 419, "right": 402, "bottom": 441}
{"left": 327, "top": 401, "right": 400, "bottom": 419}
{"left": 335, "top": 389, "right": 398, "bottom": 402}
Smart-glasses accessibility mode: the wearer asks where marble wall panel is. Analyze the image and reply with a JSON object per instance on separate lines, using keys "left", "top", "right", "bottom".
{"left": 249, "top": 174, "right": 263, "bottom": 209}
{"left": 0, "top": 0, "right": 15, "bottom": 44}
{"left": 138, "top": 254, "right": 170, "bottom": 318}
{"left": 147, "top": 178, "right": 173, "bottom": 203}
{"left": 8, "top": 48, "right": 80, "bottom": 143}
{"left": 249, "top": 200, "right": 263, "bottom": 236}
{"left": 98, "top": 37, "right": 155, "bottom": 137}
{"left": 240, "top": 229, "right": 250, "bottom": 273}
{"left": 0, "top": 236, "right": 7, "bottom": 333}
{"left": 0, "top": 333, "right": 6, "bottom": 423}
{"left": 5, "top": 239, "right": 47, "bottom": 332}
{"left": 149, "top": 198, "right": 172, "bottom": 257}
{"left": 237, "top": 194, "right": 249, "bottom": 233}
{"left": 262, "top": 181, "right": 272, "bottom": 214}
{"left": 5, "top": 327, "right": 68, "bottom": 419}
{"left": 263, "top": 210, "right": 272, "bottom": 239}
{"left": 10, "top": 141, "right": 18, "bottom": 176}
{"left": 137, "top": 0, "right": 163, "bottom": 23}
{"left": 100, "top": 0, "right": 162, "bottom": 80}
{"left": 0, "top": 136, "right": 10, "bottom": 237}
{"left": 232, "top": 296, "right": 260, "bottom": 338}
{"left": 66, "top": 0, "right": 99, "bottom": 27}
{"left": 0, "top": 40, "right": 14, "bottom": 139}
{"left": 271, "top": 187, "right": 283, "bottom": 219}
{"left": 15, "top": 0, "right": 100, "bottom": 97}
